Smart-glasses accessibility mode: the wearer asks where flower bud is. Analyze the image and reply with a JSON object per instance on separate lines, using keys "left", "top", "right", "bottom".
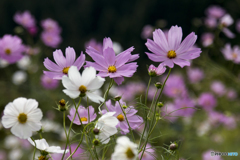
{"left": 57, "top": 99, "right": 69, "bottom": 111}
{"left": 169, "top": 142, "right": 178, "bottom": 151}
{"left": 114, "top": 96, "right": 122, "bottom": 101}
{"left": 38, "top": 155, "right": 46, "bottom": 160}
{"left": 155, "top": 113, "right": 161, "bottom": 120}
{"left": 148, "top": 64, "right": 166, "bottom": 77}
{"left": 155, "top": 82, "right": 162, "bottom": 89}
{"left": 93, "top": 128, "right": 100, "bottom": 135}
{"left": 93, "top": 139, "right": 100, "bottom": 146}
{"left": 122, "top": 105, "right": 128, "bottom": 109}
{"left": 157, "top": 102, "right": 164, "bottom": 108}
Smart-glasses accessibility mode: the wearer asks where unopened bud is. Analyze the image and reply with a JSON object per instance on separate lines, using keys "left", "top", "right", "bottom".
{"left": 155, "top": 82, "right": 162, "bottom": 89}
{"left": 122, "top": 105, "right": 128, "bottom": 109}
{"left": 93, "top": 128, "right": 100, "bottom": 135}
{"left": 38, "top": 155, "right": 46, "bottom": 160}
{"left": 169, "top": 142, "right": 178, "bottom": 151}
{"left": 57, "top": 99, "right": 69, "bottom": 111}
{"left": 93, "top": 139, "right": 100, "bottom": 146}
{"left": 59, "top": 99, "right": 66, "bottom": 106}
{"left": 80, "top": 93, "right": 86, "bottom": 97}
{"left": 157, "top": 102, "right": 164, "bottom": 108}
{"left": 155, "top": 113, "right": 160, "bottom": 120}
{"left": 114, "top": 96, "right": 122, "bottom": 101}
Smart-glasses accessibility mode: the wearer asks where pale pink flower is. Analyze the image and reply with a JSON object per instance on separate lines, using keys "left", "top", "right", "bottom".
{"left": 221, "top": 44, "right": 240, "bottom": 64}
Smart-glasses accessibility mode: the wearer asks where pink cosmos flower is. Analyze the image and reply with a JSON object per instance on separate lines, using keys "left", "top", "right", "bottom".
{"left": 205, "top": 5, "right": 226, "bottom": 19}
{"left": 41, "top": 18, "right": 62, "bottom": 34}
{"left": 201, "top": 33, "right": 214, "bottom": 47}
{"left": 40, "top": 74, "right": 59, "bottom": 89}
{"left": 68, "top": 105, "right": 97, "bottom": 125}
{"left": 41, "top": 31, "right": 62, "bottom": 48}
{"left": 13, "top": 11, "right": 36, "bottom": 29}
{"left": 148, "top": 63, "right": 166, "bottom": 77}
{"left": 138, "top": 143, "right": 155, "bottom": 160}
{"left": 145, "top": 25, "right": 201, "bottom": 68}
{"left": 173, "top": 98, "right": 196, "bottom": 117}
{"left": 198, "top": 93, "right": 217, "bottom": 111}
{"left": 0, "top": 35, "right": 25, "bottom": 64}
{"left": 221, "top": 44, "right": 240, "bottom": 63}
{"left": 43, "top": 47, "right": 85, "bottom": 80}
{"left": 85, "top": 37, "right": 139, "bottom": 85}
{"left": 85, "top": 39, "right": 103, "bottom": 53}
{"left": 210, "top": 81, "right": 226, "bottom": 96}
{"left": 25, "top": 46, "right": 40, "bottom": 55}
{"left": 226, "top": 89, "right": 237, "bottom": 100}
{"left": 101, "top": 100, "right": 143, "bottom": 134}
{"left": 204, "top": 17, "right": 217, "bottom": 28}
{"left": 187, "top": 68, "right": 204, "bottom": 83}
{"left": 141, "top": 25, "right": 154, "bottom": 39}
{"left": 161, "top": 103, "right": 179, "bottom": 122}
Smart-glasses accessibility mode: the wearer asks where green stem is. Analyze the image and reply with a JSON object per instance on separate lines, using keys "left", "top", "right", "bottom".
{"left": 118, "top": 101, "right": 135, "bottom": 142}
{"left": 62, "top": 112, "right": 71, "bottom": 159}
{"left": 48, "top": 153, "right": 54, "bottom": 160}
{"left": 145, "top": 77, "right": 152, "bottom": 105}
{"left": 31, "top": 137, "right": 36, "bottom": 160}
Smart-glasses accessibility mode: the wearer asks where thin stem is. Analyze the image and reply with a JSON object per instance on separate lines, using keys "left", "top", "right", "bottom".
{"left": 98, "top": 79, "right": 114, "bottom": 113}
{"left": 48, "top": 153, "right": 54, "bottom": 160}
{"left": 145, "top": 77, "right": 152, "bottom": 105}
{"left": 62, "top": 111, "right": 71, "bottom": 158}
{"left": 118, "top": 101, "right": 135, "bottom": 142}
{"left": 92, "top": 146, "right": 99, "bottom": 160}
{"left": 31, "top": 137, "right": 36, "bottom": 160}
{"left": 72, "top": 99, "right": 83, "bottom": 125}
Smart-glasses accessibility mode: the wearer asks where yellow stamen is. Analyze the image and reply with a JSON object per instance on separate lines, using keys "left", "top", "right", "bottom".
{"left": 125, "top": 147, "right": 135, "bottom": 158}
{"left": 18, "top": 113, "right": 27, "bottom": 124}
{"left": 81, "top": 117, "right": 88, "bottom": 122}
{"left": 108, "top": 65, "right": 117, "bottom": 73}
{"left": 62, "top": 67, "right": 70, "bottom": 74}
{"left": 232, "top": 53, "right": 238, "bottom": 59}
{"left": 167, "top": 50, "right": 176, "bottom": 59}
{"left": 5, "top": 48, "right": 11, "bottom": 55}
{"left": 79, "top": 85, "right": 87, "bottom": 93}
{"left": 117, "top": 114, "right": 124, "bottom": 122}
{"left": 38, "top": 155, "right": 46, "bottom": 160}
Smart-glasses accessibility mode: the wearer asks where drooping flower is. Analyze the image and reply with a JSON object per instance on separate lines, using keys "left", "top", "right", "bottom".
{"left": 28, "top": 138, "right": 69, "bottom": 154}
{"left": 43, "top": 47, "right": 85, "bottom": 80}
{"left": 85, "top": 37, "right": 139, "bottom": 85}
{"left": 148, "top": 63, "right": 166, "bottom": 77}
{"left": 145, "top": 25, "right": 201, "bottom": 68}
{"left": 111, "top": 136, "right": 138, "bottom": 160}
{"left": 201, "top": 33, "right": 214, "bottom": 47}
{"left": 62, "top": 66, "right": 105, "bottom": 103}
{"left": 13, "top": 11, "right": 36, "bottom": 29}
{"left": 220, "top": 14, "right": 235, "bottom": 38}
{"left": 41, "top": 18, "right": 62, "bottom": 34}
{"left": 221, "top": 44, "right": 240, "bottom": 64}
{"left": 0, "top": 35, "right": 25, "bottom": 64}
{"left": 41, "top": 31, "right": 62, "bottom": 48}
{"left": 1, "top": 97, "right": 43, "bottom": 139}
{"left": 198, "top": 93, "right": 217, "bottom": 111}
{"left": 68, "top": 105, "right": 97, "bottom": 125}
{"left": 187, "top": 68, "right": 204, "bottom": 83}
{"left": 101, "top": 100, "right": 143, "bottom": 134}
{"left": 138, "top": 143, "right": 155, "bottom": 160}
{"left": 40, "top": 74, "right": 59, "bottom": 90}
{"left": 94, "top": 112, "right": 119, "bottom": 144}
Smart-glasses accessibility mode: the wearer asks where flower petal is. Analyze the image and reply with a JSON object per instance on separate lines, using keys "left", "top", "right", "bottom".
{"left": 145, "top": 39, "right": 166, "bottom": 56}
{"left": 62, "top": 75, "right": 78, "bottom": 90}
{"left": 173, "top": 59, "right": 190, "bottom": 68}
{"left": 63, "top": 89, "right": 80, "bottom": 99}
{"left": 53, "top": 49, "right": 67, "bottom": 68}
{"left": 87, "top": 76, "right": 105, "bottom": 91}
{"left": 176, "top": 32, "right": 197, "bottom": 54}
{"left": 43, "top": 58, "right": 62, "bottom": 72}
{"left": 162, "top": 59, "right": 174, "bottom": 68}
{"left": 145, "top": 52, "right": 168, "bottom": 62}
{"left": 86, "top": 92, "right": 104, "bottom": 103}
{"left": 81, "top": 67, "right": 96, "bottom": 87}
{"left": 168, "top": 25, "right": 182, "bottom": 50}
{"left": 73, "top": 51, "right": 86, "bottom": 70}
{"left": 103, "top": 47, "right": 116, "bottom": 66}
{"left": 65, "top": 47, "right": 76, "bottom": 66}
{"left": 68, "top": 66, "right": 82, "bottom": 87}
{"left": 153, "top": 29, "right": 169, "bottom": 52}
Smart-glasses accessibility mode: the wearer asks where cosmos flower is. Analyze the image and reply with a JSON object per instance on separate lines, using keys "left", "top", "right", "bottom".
{"left": 62, "top": 66, "right": 105, "bottom": 103}
{"left": 201, "top": 33, "right": 214, "bottom": 47}
{"left": 85, "top": 37, "right": 139, "bottom": 85}
{"left": 41, "top": 31, "right": 62, "bottom": 48}
{"left": 43, "top": 47, "right": 85, "bottom": 80}
{"left": 205, "top": 5, "right": 226, "bottom": 19}
{"left": 41, "top": 18, "right": 62, "bottom": 34}
{"left": 85, "top": 39, "right": 103, "bottom": 53}
{"left": 1, "top": 97, "right": 43, "bottom": 139}
{"left": 0, "top": 35, "right": 25, "bottom": 64}
{"left": 187, "top": 68, "right": 204, "bottom": 83}
{"left": 111, "top": 136, "right": 138, "bottom": 160}
{"left": 40, "top": 74, "right": 59, "bottom": 90}
{"left": 221, "top": 44, "right": 240, "bottom": 64}
{"left": 101, "top": 100, "right": 143, "bottom": 134}
{"left": 148, "top": 63, "right": 166, "bottom": 77}
{"left": 13, "top": 11, "right": 36, "bottom": 29}
{"left": 28, "top": 138, "right": 69, "bottom": 154}
{"left": 198, "top": 93, "right": 217, "bottom": 111}
{"left": 141, "top": 25, "right": 154, "bottom": 39}
{"left": 210, "top": 81, "right": 226, "bottom": 96}
{"left": 68, "top": 105, "right": 97, "bottom": 125}
{"left": 145, "top": 25, "right": 201, "bottom": 68}
{"left": 94, "top": 112, "right": 119, "bottom": 144}
{"left": 138, "top": 143, "right": 156, "bottom": 160}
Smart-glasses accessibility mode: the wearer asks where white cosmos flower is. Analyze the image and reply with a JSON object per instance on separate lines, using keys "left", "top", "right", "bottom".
{"left": 28, "top": 138, "right": 69, "bottom": 154}
{"left": 111, "top": 136, "right": 138, "bottom": 160}
{"left": 95, "top": 112, "right": 119, "bottom": 144}
{"left": 62, "top": 66, "right": 105, "bottom": 103}
{"left": 1, "top": 97, "right": 43, "bottom": 139}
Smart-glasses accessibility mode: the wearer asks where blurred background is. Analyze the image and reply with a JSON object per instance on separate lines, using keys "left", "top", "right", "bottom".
{"left": 0, "top": 0, "right": 240, "bottom": 159}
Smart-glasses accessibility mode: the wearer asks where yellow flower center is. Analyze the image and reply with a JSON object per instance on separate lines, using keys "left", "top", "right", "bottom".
{"left": 79, "top": 85, "right": 87, "bottom": 93}
{"left": 18, "top": 113, "right": 27, "bottom": 124}
{"left": 232, "top": 53, "right": 238, "bottom": 59}
{"left": 62, "top": 67, "right": 70, "bottom": 74}
{"left": 59, "top": 99, "right": 66, "bottom": 106}
{"left": 125, "top": 147, "right": 135, "bottom": 158}
{"left": 38, "top": 155, "right": 46, "bottom": 160}
{"left": 81, "top": 117, "right": 88, "bottom": 122}
{"left": 117, "top": 114, "right": 124, "bottom": 122}
{"left": 5, "top": 48, "right": 11, "bottom": 55}
{"left": 108, "top": 65, "right": 117, "bottom": 73}
{"left": 167, "top": 50, "right": 176, "bottom": 59}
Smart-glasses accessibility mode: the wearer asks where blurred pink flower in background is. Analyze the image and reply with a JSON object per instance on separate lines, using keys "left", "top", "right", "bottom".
{"left": 198, "top": 93, "right": 217, "bottom": 111}
{"left": 138, "top": 143, "right": 155, "bottom": 160}
{"left": 173, "top": 98, "right": 196, "bottom": 117}
{"left": 161, "top": 103, "right": 179, "bottom": 122}
{"left": 205, "top": 5, "right": 226, "bottom": 19}
{"left": 201, "top": 33, "right": 214, "bottom": 47}
{"left": 25, "top": 46, "right": 40, "bottom": 55}
{"left": 204, "top": 17, "right": 217, "bottom": 28}
{"left": 236, "top": 19, "right": 240, "bottom": 33}
{"left": 41, "top": 18, "right": 62, "bottom": 34}
{"left": 226, "top": 89, "right": 237, "bottom": 100}
{"left": 210, "top": 81, "right": 226, "bottom": 96}
{"left": 141, "top": 25, "right": 153, "bottom": 39}
{"left": 68, "top": 106, "right": 97, "bottom": 125}
{"left": 187, "top": 68, "right": 204, "bottom": 83}
{"left": 14, "top": 11, "right": 36, "bottom": 29}
{"left": 0, "top": 35, "right": 25, "bottom": 64}
{"left": 85, "top": 39, "right": 103, "bottom": 53}
{"left": 41, "top": 31, "right": 62, "bottom": 48}
{"left": 41, "top": 74, "right": 59, "bottom": 89}
{"left": 202, "top": 150, "right": 223, "bottom": 160}
{"left": 221, "top": 44, "right": 240, "bottom": 64}
{"left": 145, "top": 25, "right": 201, "bottom": 68}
